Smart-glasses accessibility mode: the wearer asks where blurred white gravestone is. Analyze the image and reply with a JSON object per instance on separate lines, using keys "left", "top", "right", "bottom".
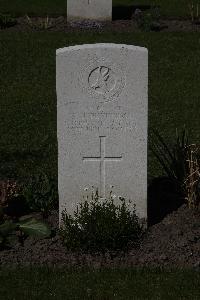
{"left": 67, "top": 0, "right": 112, "bottom": 21}
{"left": 56, "top": 43, "right": 148, "bottom": 224}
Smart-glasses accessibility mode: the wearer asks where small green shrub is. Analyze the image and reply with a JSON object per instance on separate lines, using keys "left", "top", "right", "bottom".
{"left": 25, "top": 15, "right": 53, "bottom": 30}
{"left": 149, "top": 127, "right": 200, "bottom": 209}
{"left": 22, "top": 172, "right": 58, "bottom": 218}
{"left": 0, "top": 13, "right": 17, "bottom": 29}
{"left": 60, "top": 188, "right": 145, "bottom": 255}
{"left": 149, "top": 127, "right": 189, "bottom": 183}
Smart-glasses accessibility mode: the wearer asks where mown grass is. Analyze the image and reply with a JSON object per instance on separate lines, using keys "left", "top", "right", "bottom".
{"left": 0, "top": 0, "right": 198, "bottom": 18}
{"left": 0, "top": 32, "right": 199, "bottom": 181}
{"left": 0, "top": 266, "right": 200, "bottom": 299}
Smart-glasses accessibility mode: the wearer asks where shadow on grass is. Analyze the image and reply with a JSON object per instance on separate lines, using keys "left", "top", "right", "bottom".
{"left": 112, "top": 4, "right": 155, "bottom": 20}
{"left": 147, "top": 176, "right": 185, "bottom": 226}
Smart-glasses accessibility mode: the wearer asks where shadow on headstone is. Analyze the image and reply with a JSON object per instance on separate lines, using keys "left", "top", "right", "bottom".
{"left": 147, "top": 176, "right": 185, "bottom": 226}
{"left": 112, "top": 5, "right": 151, "bottom": 20}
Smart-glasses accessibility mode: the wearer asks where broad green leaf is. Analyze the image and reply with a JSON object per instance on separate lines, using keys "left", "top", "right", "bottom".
{"left": 18, "top": 218, "right": 51, "bottom": 237}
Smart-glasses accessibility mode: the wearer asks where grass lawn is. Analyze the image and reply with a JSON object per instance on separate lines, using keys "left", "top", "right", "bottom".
{"left": 0, "top": 0, "right": 198, "bottom": 18}
{"left": 0, "top": 32, "right": 199, "bottom": 181}
{"left": 0, "top": 266, "right": 200, "bottom": 299}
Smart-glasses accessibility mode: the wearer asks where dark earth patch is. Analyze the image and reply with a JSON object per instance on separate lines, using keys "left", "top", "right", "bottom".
{"left": 1, "top": 16, "right": 200, "bottom": 32}
{"left": 0, "top": 203, "right": 199, "bottom": 270}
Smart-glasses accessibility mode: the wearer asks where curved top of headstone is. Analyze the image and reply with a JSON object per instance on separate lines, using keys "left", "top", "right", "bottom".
{"left": 56, "top": 43, "right": 148, "bottom": 55}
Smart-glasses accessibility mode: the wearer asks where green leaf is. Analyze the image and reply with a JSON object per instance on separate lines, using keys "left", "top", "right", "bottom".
{"left": 0, "top": 220, "right": 17, "bottom": 236}
{"left": 17, "top": 217, "right": 51, "bottom": 237}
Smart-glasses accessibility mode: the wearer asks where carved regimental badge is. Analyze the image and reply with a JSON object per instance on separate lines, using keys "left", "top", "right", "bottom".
{"left": 80, "top": 57, "right": 126, "bottom": 101}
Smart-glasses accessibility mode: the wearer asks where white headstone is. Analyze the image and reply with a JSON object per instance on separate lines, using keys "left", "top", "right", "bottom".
{"left": 67, "top": 0, "right": 112, "bottom": 21}
{"left": 56, "top": 43, "right": 148, "bottom": 224}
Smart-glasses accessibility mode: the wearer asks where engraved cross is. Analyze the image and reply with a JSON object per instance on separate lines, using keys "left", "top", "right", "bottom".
{"left": 82, "top": 136, "right": 123, "bottom": 197}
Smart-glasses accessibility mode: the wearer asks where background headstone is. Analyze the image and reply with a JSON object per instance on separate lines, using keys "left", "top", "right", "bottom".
{"left": 67, "top": 0, "right": 112, "bottom": 21}
{"left": 56, "top": 43, "right": 148, "bottom": 224}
